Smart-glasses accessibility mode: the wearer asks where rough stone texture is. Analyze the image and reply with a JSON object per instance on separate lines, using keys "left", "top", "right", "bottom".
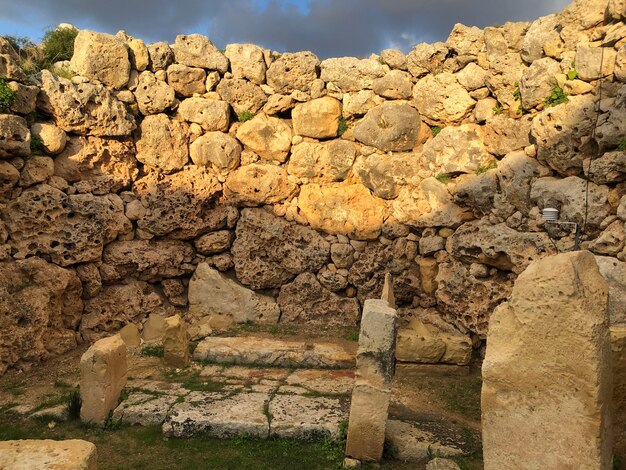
{"left": 596, "top": 84, "right": 626, "bottom": 149}
{"left": 171, "top": 34, "right": 229, "bottom": 72}
{"left": 353, "top": 102, "right": 421, "bottom": 152}
{"left": 456, "top": 62, "right": 488, "bottom": 91}
{"left": 288, "top": 140, "right": 356, "bottom": 184}
{"left": 235, "top": 114, "right": 292, "bottom": 162}
{"left": 482, "top": 252, "right": 612, "bottom": 470}
{"left": 486, "top": 52, "right": 526, "bottom": 108}
{"left": 20, "top": 156, "right": 54, "bottom": 187}
{"left": 266, "top": 51, "right": 320, "bottom": 94}
{"left": 412, "top": 72, "right": 475, "bottom": 125}
{"left": 0, "top": 160, "right": 19, "bottom": 196}
{"left": 521, "top": 15, "right": 560, "bottom": 63}
{"left": 396, "top": 319, "right": 472, "bottom": 366}
{"left": 8, "top": 81, "right": 39, "bottom": 115}
{"left": 0, "top": 258, "right": 82, "bottom": 375}
{"left": 224, "top": 163, "right": 296, "bottom": 206}
{"left": 427, "top": 458, "right": 461, "bottom": 470}
{"left": 194, "top": 230, "right": 233, "bottom": 255}
{"left": 494, "top": 151, "right": 551, "bottom": 214}
{"left": 320, "top": 57, "right": 386, "bottom": 92}
{"left": 380, "top": 49, "right": 407, "bottom": 70}
{"left": 575, "top": 46, "right": 616, "bottom": 81}
{"left": 71, "top": 30, "right": 130, "bottom": 89}
{"left": 136, "top": 114, "right": 188, "bottom": 173}
{"left": 352, "top": 153, "right": 420, "bottom": 200}
{"left": 482, "top": 116, "right": 532, "bottom": 157}
{"left": 372, "top": 70, "right": 413, "bottom": 100}
{"left": 0, "top": 37, "right": 26, "bottom": 82}
{"left": 583, "top": 151, "right": 626, "bottom": 185}
{"left": 298, "top": 184, "right": 387, "bottom": 240}
{"left": 216, "top": 78, "right": 267, "bottom": 115}
{"left": 232, "top": 208, "right": 329, "bottom": 289}
{"left": 133, "top": 166, "right": 222, "bottom": 238}
{"left": 133, "top": 71, "right": 176, "bottom": 115}
{"left": 595, "top": 256, "right": 626, "bottom": 324}
{"left": 80, "top": 334, "right": 127, "bottom": 425}
{"left": 147, "top": 42, "right": 174, "bottom": 71}
{"left": 188, "top": 262, "right": 280, "bottom": 326}
{"left": 0, "top": 440, "right": 97, "bottom": 470}
{"left": 166, "top": 64, "right": 206, "bottom": 97}
{"left": 30, "top": 123, "right": 67, "bottom": 155}
{"left": 278, "top": 273, "right": 360, "bottom": 328}
{"left": 519, "top": 57, "right": 560, "bottom": 109}
{"left": 163, "top": 315, "right": 190, "bottom": 367}
{"left": 190, "top": 131, "right": 241, "bottom": 173}
{"left": 177, "top": 97, "right": 230, "bottom": 132}
{"left": 292, "top": 97, "right": 341, "bottom": 139}
{"left": 225, "top": 43, "right": 267, "bottom": 85}
{"left": 3, "top": 184, "right": 130, "bottom": 266}
{"left": 385, "top": 420, "right": 463, "bottom": 463}
{"left": 342, "top": 90, "right": 384, "bottom": 118}
{"left": 0, "top": 114, "right": 30, "bottom": 158}
{"left": 613, "top": 326, "right": 626, "bottom": 451}
{"left": 112, "top": 392, "right": 181, "bottom": 426}
{"left": 269, "top": 394, "right": 347, "bottom": 439}
{"left": 55, "top": 136, "right": 138, "bottom": 194}
{"left": 38, "top": 70, "right": 136, "bottom": 137}
{"left": 407, "top": 43, "right": 448, "bottom": 78}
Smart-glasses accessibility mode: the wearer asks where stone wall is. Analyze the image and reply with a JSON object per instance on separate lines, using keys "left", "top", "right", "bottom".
{"left": 1, "top": 0, "right": 625, "bottom": 374}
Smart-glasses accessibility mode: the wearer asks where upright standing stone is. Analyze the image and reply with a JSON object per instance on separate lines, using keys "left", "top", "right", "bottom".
{"left": 482, "top": 251, "right": 613, "bottom": 470}
{"left": 163, "top": 314, "right": 190, "bottom": 367}
{"left": 612, "top": 326, "right": 626, "bottom": 449}
{"left": 80, "top": 334, "right": 127, "bottom": 425}
{"left": 345, "top": 299, "right": 398, "bottom": 462}
{"left": 380, "top": 272, "right": 396, "bottom": 309}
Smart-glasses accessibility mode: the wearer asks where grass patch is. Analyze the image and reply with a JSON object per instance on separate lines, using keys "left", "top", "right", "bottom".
{"left": 343, "top": 330, "right": 359, "bottom": 342}
{"left": 617, "top": 138, "right": 626, "bottom": 152}
{"left": 337, "top": 117, "right": 348, "bottom": 137}
{"left": 430, "top": 126, "right": 443, "bottom": 137}
{"left": 67, "top": 390, "right": 82, "bottom": 420}
{"left": 238, "top": 111, "right": 255, "bottom": 122}
{"left": 141, "top": 345, "right": 164, "bottom": 358}
{"left": 492, "top": 102, "right": 503, "bottom": 115}
{"left": 476, "top": 161, "right": 497, "bottom": 174}
{"left": 543, "top": 85, "right": 568, "bottom": 108}
{"left": 435, "top": 173, "right": 452, "bottom": 184}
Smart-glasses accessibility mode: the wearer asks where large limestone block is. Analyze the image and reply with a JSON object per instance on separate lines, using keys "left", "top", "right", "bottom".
{"left": 519, "top": 57, "right": 560, "bottom": 109}
{"left": 481, "top": 251, "right": 612, "bottom": 470}
{"left": 171, "top": 34, "right": 229, "bottom": 72}
{"left": 595, "top": 256, "right": 626, "bottom": 324}
{"left": 407, "top": 42, "right": 448, "bottom": 78}
{"left": 320, "top": 57, "right": 386, "bottom": 92}
{"left": 342, "top": 90, "right": 384, "bottom": 118}
{"left": 0, "top": 160, "right": 18, "bottom": 196}
{"left": 0, "top": 439, "right": 97, "bottom": 470}
{"left": 352, "top": 152, "right": 420, "bottom": 200}
{"left": 0, "top": 37, "right": 26, "bottom": 81}
{"left": 133, "top": 71, "right": 176, "bottom": 115}
{"left": 412, "top": 72, "right": 475, "bottom": 125}
{"left": 38, "top": 70, "right": 136, "bottom": 137}
{"left": 575, "top": 46, "right": 616, "bottom": 81}
{"left": 30, "top": 123, "right": 67, "bottom": 155}
{"left": 80, "top": 334, "right": 128, "bottom": 424}
{"left": 292, "top": 97, "right": 341, "bottom": 139}
{"left": 188, "top": 262, "right": 280, "bottom": 326}
{"left": 482, "top": 115, "right": 532, "bottom": 157}
{"left": 0, "top": 258, "right": 82, "bottom": 376}
{"left": 164, "top": 315, "right": 190, "bottom": 367}
{"left": 353, "top": 102, "right": 421, "bottom": 152}
{"left": 71, "top": 30, "right": 130, "bottom": 89}
{"left": 288, "top": 140, "right": 356, "bottom": 184}
{"left": 231, "top": 208, "right": 329, "bottom": 289}
{"left": 486, "top": 52, "right": 527, "bottom": 108}
{"left": 298, "top": 183, "right": 387, "bottom": 240}
{"left": 595, "top": 84, "right": 626, "bottom": 149}
{"left": 0, "top": 114, "right": 30, "bottom": 158}
{"left": 235, "top": 114, "right": 292, "bottom": 162}
{"left": 190, "top": 131, "right": 241, "bottom": 173}
{"left": 520, "top": 14, "right": 560, "bottom": 63}
{"left": 225, "top": 43, "right": 267, "bottom": 84}
{"left": 147, "top": 41, "right": 174, "bottom": 71}
{"left": 20, "top": 156, "right": 53, "bottom": 187}
{"left": 583, "top": 151, "right": 626, "bottom": 185}
{"left": 613, "top": 326, "right": 626, "bottom": 444}
{"left": 223, "top": 163, "right": 296, "bottom": 206}
{"left": 266, "top": 51, "right": 320, "bottom": 94}
{"left": 177, "top": 97, "right": 230, "bottom": 132}
{"left": 136, "top": 114, "right": 189, "bottom": 173}
{"left": 166, "top": 63, "right": 206, "bottom": 97}
{"left": 396, "top": 319, "right": 471, "bottom": 366}
{"left": 216, "top": 78, "right": 267, "bottom": 115}
{"left": 8, "top": 81, "right": 38, "bottom": 115}
{"left": 372, "top": 70, "right": 413, "bottom": 100}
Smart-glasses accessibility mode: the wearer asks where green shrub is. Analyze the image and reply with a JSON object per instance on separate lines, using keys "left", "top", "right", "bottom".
{"left": 337, "top": 116, "right": 348, "bottom": 137}
{"left": 141, "top": 345, "right": 164, "bottom": 358}
{"left": 41, "top": 27, "right": 78, "bottom": 65}
{"left": 30, "top": 135, "right": 44, "bottom": 154}
{"left": 66, "top": 390, "right": 81, "bottom": 420}
{"left": 544, "top": 85, "right": 568, "bottom": 108}
{"left": 238, "top": 111, "right": 255, "bottom": 123}
{"left": 617, "top": 138, "right": 626, "bottom": 151}
{"left": 0, "top": 77, "right": 16, "bottom": 111}
{"left": 431, "top": 125, "right": 443, "bottom": 137}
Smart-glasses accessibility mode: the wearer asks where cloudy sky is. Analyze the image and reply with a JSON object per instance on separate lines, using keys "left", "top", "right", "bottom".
{"left": 0, "top": 0, "right": 571, "bottom": 58}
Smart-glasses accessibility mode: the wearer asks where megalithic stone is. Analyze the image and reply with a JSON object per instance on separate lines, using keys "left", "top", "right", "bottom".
{"left": 481, "top": 251, "right": 613, "bottom": 470}
{"left": 345, "top": 299, "right": 398, "bottom": 462}
{"left": 164, "top": 314, "right": 191, "bottom": 367}
{"left": 612, "top": 326, "right": 626, "bottom": 449}
{"left": 380, "top": 272, "right": 396, "bottom": 309}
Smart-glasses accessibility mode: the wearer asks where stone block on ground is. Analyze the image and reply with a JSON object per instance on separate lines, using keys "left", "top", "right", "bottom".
{"left": 481, "top": 251, "right": 612, "bottom": 470}
{"left": 385, "top": 419, "right": 463, "bottom": 463}
{"left": 163, "top": 315, "right": 190, "bottom": 368}
{"left": 268, "top": 394, "right": 348, "bottom": 439}
{"left": 396, "top": 319, "right": 472, "bottom": 366}
{"left": 80, "top": 334, "right": 127, "bottom": 425}
{"left": 612, "top": 326, "right": 626, "bottom": 443}
{"left": 142, "top": 315, "right": 167, "bottom": 344}
{"left": 0, "top": 439, "right": 97, "bottom": 470}
{"left": 112, "top": 392, "right": 181, "bottom": 426}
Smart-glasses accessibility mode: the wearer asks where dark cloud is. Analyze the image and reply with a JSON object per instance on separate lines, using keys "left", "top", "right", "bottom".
{"left": 0, "top": 0, "right": 571, "bottom": 58}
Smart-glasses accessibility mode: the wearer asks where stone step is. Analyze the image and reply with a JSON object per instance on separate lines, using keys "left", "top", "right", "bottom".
{"left": 193, "top": 336, "right": 356, "bottom": 369}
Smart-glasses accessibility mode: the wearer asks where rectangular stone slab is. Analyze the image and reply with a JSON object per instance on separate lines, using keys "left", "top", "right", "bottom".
{"left": 0, "top": 439, "right": 97, "bottom": 470}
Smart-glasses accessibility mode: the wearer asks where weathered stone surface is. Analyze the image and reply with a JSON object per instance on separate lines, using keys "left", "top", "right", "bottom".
{"left": 342, "top": 90, "right": 384, "bottom": 118}
{"left": 427, "top": 458, "right": 461, "bottom": 470}
{"left": 372, "top": 70, "right": 413, "bottom": 100}
{"left": 0, "top": 160, "right": 19, "bottom": 196}
{"left": 224, "top": 163, "right": 296, "bottom": 206}
{"left": 590, "top": 221, "right": 626, "bottom": 257}
{"left": 38, "top": 70, "right": 136, "bottom": 137}
{"left": 133, "top": 71, "right": 176, "bottom": 115}
{"left": 320, "top": 57, "right": 386, "bottom": 92}
{"left": 30, "top": 123, "right": 67, "bottom": 155}
{"left": 166, "top": 64, "right": 206, "bottom": 97}
{"left": 392, "top": 178, "right": 473, "bottom": 229}
{"left": 413, "top": 72, "right": 475, "bottom": 125}
{"left": 482, "top": 251, "right": 612, "bottom": 470}
{"left": 352, "top": 152, "right": 420, "bottom": 200}
{"left": 80, "top": 334, "right": 127, "bottom": 425}
{"left": 266, "top": 51, "right": 320, "bottom": 94}
{"left": 113, "top": 392, "right": 180, "bottom": 426}
{"left": 0, "top": 114, "right": 30, "bottom": 158}
{"left": 136, "top": 114, "right": 188, "bottom": 173}
{"left": 292, "top": 97, "right": 341, "bottom": 139}
{"left": 147, "top": 41, "right": 174, "bottom": 71}
{"left": 188, "top": 262, "right": 280, "bottom": 327}
{"left": 446, "top": 23, "right": 484, "bottom": 57}
{"left": 385, "top": 420, "right": 463, "bottom": 463}
{"left": 436, "top": 260, "right": 514, "bottom": 336}
{"left": 0, "top": 258, "right": 82, "bottom": 375}
{"left": 216, "top": 78, "right": 267, "bottom": 115}
{"left": 380, "top": 49, "right": 407, "bottom": 70}
{"left": 0, "top": 439, "right": 97, "bottom": 470}
{"left": 583, "top": 151, "right": 626, "bottom": 185}
{"left": 8, "top": 81, "right": 38, "bottom": 115}
{"left": 71, "top": 30, "right": 130, "bottom": 89}
{"left": 486, "top": 52, "right": 526, "bottom": 108}
{"left": 288, "top": 140, "right": 356, "bottom": 184}
{"left": 163, "top": 315, "right": 190, "bottom": 367}
{"left": 531, "top": 94, "right": 597, "bottom": 176}
{"left": 298, "top": 184, "right": 387, "bottom": 240}
{"left": 262, "top": 93, "right": 295, "bottom": 115}
{"left": 81, "top": 281, "right": 167, "bottom": 341}
{"left": 3, "top": 184, "right": 130, "bottom": 265}
{"left": 356, "top": 299, "right": 397, "bottom": 386}
{"left": 596, "top": 84, "right": 626, "bottom": 149}
{"left": 353, "top": 102, "right": 421, "bottom": 152}
{"left": 193, "top": 336, "right": 354, "bottom": 369}
{"left": 575, "top": 46, "right": 616, "bottom": 81}
{"left": 530, "top": 176, "right": 610, "bottom": 228}
{"left": 447, "top": 221, "right": 552, "bottom": 274}
{"left": 177, "top": 97, "right": 230, "bottom": 132}
{"left": 269, "top": 394, "right": 347, "bottom": 439}
{"left": 20, "top": 156, "right": 54, "bottom": 187}
{"left": 482, "top": 115, "right": 532, "bottom": 157}
{"left": 235, "top": 114, "right": 292, "bottom": 162}
{"left": 520, "top": 14, "right": 560, "bottom": 63}
{"left": 232, "top": 208, "right": 329, "bottom": 289}
{"left": 407, "top": 42, "right": 448, "bottom": 78}
{"left": 0, "top": 37, "right": 26, "bottom": 82}
{"left": 171, "top": 34, "right": 229, "bottom": 72}
{"left": 225, "top": 43, "right": 267, "bottom": 84}
{"left": 345, "top": 384, "right": 391, "bottom": 462}
{"left": 519, "top": 57, "right": 560, "bottom": 109}
{"left": 118, "top": 33, "right": 148, "bottom": 72}
{"left": 278, "top": 273, "right": 360, "bottom": 328}
{"left": 142, "top": 314, "right": 167, "bottom": 344}
{"left": 100, "top": 239, "right": 194, "bottom": 282}
{"left": 595, "top": 256, "right": 626, "bottom": 325}
{"left": 54, "top": 136, "right": 138, "bottom": 194}
{"left": 456, "top": 62, "right": 488, "bottom": 91}
{"left": 133, "top": 166, "right": 222, "bottom": 238}
{"left": 422, "top": 124, "right": 493, "bottom": 175}
{"left": 397, "top": 318, "right": 472, "bottom": 366}
{"left": 190, "top": 131, "right": 241, "bottom": 173}
{"left": 194, "top": 230, "right": 233, "bottom": 255}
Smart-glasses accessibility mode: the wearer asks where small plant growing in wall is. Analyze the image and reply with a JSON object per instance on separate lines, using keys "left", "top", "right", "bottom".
{"left": 0, "top": 77, "right": 16, "bottom": 111}
{"left": 492, "top": 102, "right": 503, "bottom": 115}
{"left": 30, "top": 135, "right": 44, "bottom": 154}
{"left": 617, "top": 138, "right": 626, "bottom": 151}
{"left": 430, "top": 125, "right": 443, "bottom": 137}
{"left": 513, "top": 82, "right": 529, "bottom": 115}
{"left": 567, "top": 62, "right": 578, "bottom": 80}
{"left": 543, "top": 85, "right": 568, "bottom": 108}
{"left": 435, "top": 173, "right": 452, "bottom": 184}
{"left": 337, "top": 116, "right": 348, "bottom": 137}
{"left": 238, "top": 111, "right": 255, "bottom": 123}
{"left": 476, "top": 161, "right": 498, "bottom": 174}
{"left": 41, "top": 27, "right": 78, "bottom": 65}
